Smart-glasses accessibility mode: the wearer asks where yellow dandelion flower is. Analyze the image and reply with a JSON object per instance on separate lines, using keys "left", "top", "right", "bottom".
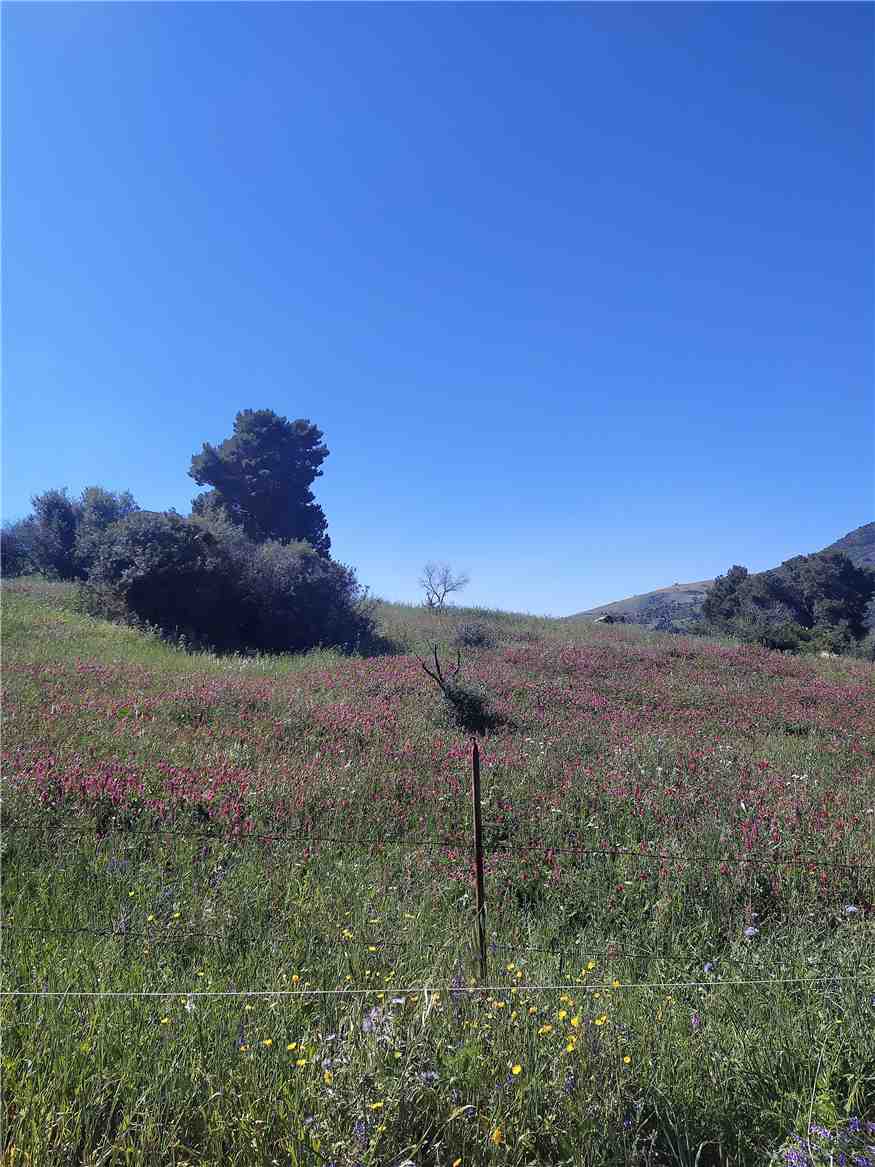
{"left": 295, "top": 1058, "right": 307, "bottom": 1067}
{"left": 558, "top": 1009, "right": 568, "bottom": 1021}
{"left": 566, "top": 1040, "right": 576, "bottom": 1053}
{"left": 538, "top": 1024, "right": 553, "bottom": 1036}
{"left": 511, "top": 1064, "right": 522, "bottom": 1075}
{"left": 594, "top": 1015, "right": 607, "bottom": 1027}
{"left": 528, "top": 1006, "right": 538, "bottom": 1015}
{"left": 147, "top": 914, "right": 156, "bottom": 923}
{"left": 369, "top": 1101, "right": 384, "bottom": 1111}
{"left": 368, "top": 946, "right": 377, "bottom": 953}
{"left": 506, "top": 963, "right": 516, "bottom": 972}
{"left": 612, "top": 979, "right": 621, "bottom": 989}
{"left": 159, "top": 1017, "right": 170, "bottom": 1025}
{"left": 291, "top": 974, "right": 300, "bottom": 986}
{"left": 570, "top": 1015, "right": 581, "bottom": 1028}
{"left": 491, "top": 1128, "right": 504, "bottom": 1146}
{"left": 623, "top": 1055, "right": 631, "bottom": 1065}
{"left": 261, "top": 1039, "right": 272, "bottom": 1048}
{"left": 587, "top": 960, "right": 596, "bottom": 971}
{"left": 287, "top": 1043, "right": 297, "bottom": 1051}
{"left": 323, "top": 1070, "right": 333, "bottom": 1085}
{"left": 240, "top": 1044, "right": 249, "bottom": 1053}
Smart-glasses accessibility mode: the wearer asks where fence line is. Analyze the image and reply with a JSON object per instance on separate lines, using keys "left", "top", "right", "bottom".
{"left": 4, "top": 817, "right": 874, "bottom": 872}
{"left": 2, "top": 973, "right": 873, "bottom": 999}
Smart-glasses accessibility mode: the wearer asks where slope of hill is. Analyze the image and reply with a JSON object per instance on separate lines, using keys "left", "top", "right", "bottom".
{"left": 570, "top": 521, "right": 875, "bottom": 628}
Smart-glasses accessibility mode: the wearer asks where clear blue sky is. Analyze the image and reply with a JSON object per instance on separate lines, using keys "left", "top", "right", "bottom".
{"left": 3, "top": 2, "right": 872, "bottom": 615}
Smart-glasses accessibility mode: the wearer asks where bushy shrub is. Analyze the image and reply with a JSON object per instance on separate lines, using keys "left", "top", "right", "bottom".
{"left": 74, "top": 487, "right": 139, "bottom": 576}
{"left": 86, "top": 510, "right": 373, "bottom": 655}
{"left": 29, "top": 489, "right": 82, "bottom": 579}
{"left": 1, "top": 519, "right": 38, "bottom": 577}
{"left": 440, "top": 678, "right": 502, "bottom": 735}
{"left": 232, "top": 539, "right": 373, "bottom": 653}
{"left": 453, "top": 621, "right": 496, "bottom": 649}
{"left": 86, "top": 511, "right": 235, "bottom": 646}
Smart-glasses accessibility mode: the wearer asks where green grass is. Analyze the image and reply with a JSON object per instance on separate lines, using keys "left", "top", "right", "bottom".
{"left": 2, "top": 578, "right": 874, "bottom": 1166}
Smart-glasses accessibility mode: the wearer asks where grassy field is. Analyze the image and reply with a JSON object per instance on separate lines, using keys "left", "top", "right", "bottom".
{"left": 2, "top": 577, "right": 874, "bottom": 1166}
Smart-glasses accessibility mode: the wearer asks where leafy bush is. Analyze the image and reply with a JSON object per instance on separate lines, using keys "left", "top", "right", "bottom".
{"left": 74, "top": 487, "right": 139, "bottom": 576}
{"left": 232, "top": 538, "right": 373, "bottom": 653}
{"left": 453, "top": 621, "right": 496, "bottom": 649}
{"left": 85, "top": 510, "right": 373, "bottom": 655}
{"left": 440, "top": 677, "right": 502, "bottom": 734}
{"left": 86, "top": 511, "right": 234, "bottom": 646}
{"left": 1, "top": 519, "right": 38, "bottom": 577}
{"left": 29, "top": 489, "right": 82, "bottom": 579}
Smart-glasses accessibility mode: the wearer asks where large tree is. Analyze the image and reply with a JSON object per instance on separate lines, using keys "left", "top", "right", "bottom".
{"left": 189, "top": 410, "right": 331, "bottom": 554}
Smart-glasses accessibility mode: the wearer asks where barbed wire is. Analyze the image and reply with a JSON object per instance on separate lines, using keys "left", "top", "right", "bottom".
{"left": 2, "top": 973, "right": 873, "bottom": 999}
{"left": 2, "top": 919, "right": 662, "bottom": 964}
{"left": 4, "top": 817, "right": 873, "bottom": 872}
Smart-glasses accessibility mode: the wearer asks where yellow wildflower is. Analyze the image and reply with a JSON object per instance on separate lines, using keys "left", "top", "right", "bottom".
{"left": 623, "top": 1055, "right": 631, "bottom": 1065}
{"left": 511, "top": 1064, "right": 522, "bottom": 1075}
{"left": 570, "top": 1015, "right": 581, "bottom": 1028}
{"left": 369, "top": 1101, "right": 384, "bottom": 1111}
{"left": 557, "top": 1009, "right": 568, "bottom": 1021}
{"left": 261, "top": 1039, "right": 272, "bottom": 1048}
{"left": 538, "top": 1024, "right": 553, "bottom": 1036}
{"left": 323, "top": 1070, "right": 333, "bottom": 1085}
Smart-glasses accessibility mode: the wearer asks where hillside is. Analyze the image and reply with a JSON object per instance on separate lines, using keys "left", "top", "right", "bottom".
{"left": 571, "top": 520, "right": 875, "bottom": 628}
{"left": 3, "top": 578, "right": 874, "bottom": 1167}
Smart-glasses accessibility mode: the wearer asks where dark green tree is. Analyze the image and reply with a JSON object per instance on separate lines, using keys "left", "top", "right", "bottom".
{"left": 701, "top": 565, "right": 749, "bottom": 629}
{"left": 189, "top": 410, "right": 330, "bottom": 554}
{"left": 30, "top": 488, "right": 82, "bottom": 579}
{"left": 74, "top": 486, "right": 139, "bottom": 576}
{"left": 1, "top": 518, "right": 38, "bottom": 577}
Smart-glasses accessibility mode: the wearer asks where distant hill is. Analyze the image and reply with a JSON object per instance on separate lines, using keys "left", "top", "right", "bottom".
{"left": 820, "top": 521, "right": 875, "bottom": 569}
{"left": 570, "top": 521, "right": 875, "bottom": 629}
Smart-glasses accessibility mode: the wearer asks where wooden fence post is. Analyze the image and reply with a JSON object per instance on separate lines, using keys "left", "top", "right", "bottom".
{"left": 471, "top": 739, "right": 487, "bottom": 982}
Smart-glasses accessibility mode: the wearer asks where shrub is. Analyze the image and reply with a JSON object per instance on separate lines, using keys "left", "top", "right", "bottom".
{"left": 440, "top": 677, "right": 502, "bottom": 734}
{"left": 86, "top": 511, "right": 374, "bottom": 655}
{"left": 86, "top": 511, "right": 236, "bottom": 647}
{"left": 1, "top": 519, "right": 38, "bottom": 577}
{"left": 232, "top": 538, "right": 373, "bottom": 653}
{"left": 29, "top": 489, "right": 82, "bottom": 579}
{"left": 453, "top": 621, "right": 496, "bottom": 649}
{"left": 74, "top": 487, "right": 139, "bottom": 576}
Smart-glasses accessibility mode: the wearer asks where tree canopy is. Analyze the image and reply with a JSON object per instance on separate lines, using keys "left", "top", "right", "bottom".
{"left": 189, "top": 409, "right": 330, "bottom": 554}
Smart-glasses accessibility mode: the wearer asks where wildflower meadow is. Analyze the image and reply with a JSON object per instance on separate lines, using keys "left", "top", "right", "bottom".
{"left": 2, "top": 578, "right": 873, "bottom": 1166}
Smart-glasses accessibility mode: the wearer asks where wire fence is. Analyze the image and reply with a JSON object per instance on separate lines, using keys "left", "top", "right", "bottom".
{"left": 4, "top": 815, "right": 874, "bottom": 871}
{"left": 3, "top": 740, "right": 874, "bottom": 1002}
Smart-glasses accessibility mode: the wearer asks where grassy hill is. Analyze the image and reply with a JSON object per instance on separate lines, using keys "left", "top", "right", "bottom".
{"left": 571, "top": 521, "right": 875, "bottom": 629}
{"left": 3, "top": 577, "right": 874, "bottom": 1165}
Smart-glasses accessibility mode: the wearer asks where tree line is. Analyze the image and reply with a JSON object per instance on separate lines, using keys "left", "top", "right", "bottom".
{"left": 700, "top": 552, "right": 875, "bottom": 656}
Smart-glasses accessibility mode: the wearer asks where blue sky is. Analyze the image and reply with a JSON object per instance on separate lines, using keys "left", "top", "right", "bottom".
{"left": 3, "top": 2, "right": 872, "bottom": 615}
